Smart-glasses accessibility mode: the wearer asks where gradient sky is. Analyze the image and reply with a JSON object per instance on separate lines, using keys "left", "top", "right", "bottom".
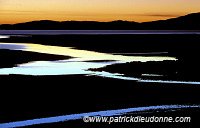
{"left": 0, "top": 0, "right": 200, "bottom": 24}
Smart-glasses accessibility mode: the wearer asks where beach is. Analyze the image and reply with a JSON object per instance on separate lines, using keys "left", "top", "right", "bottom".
{"left": 0, "top": 33, "right": 200, "bottom": 127}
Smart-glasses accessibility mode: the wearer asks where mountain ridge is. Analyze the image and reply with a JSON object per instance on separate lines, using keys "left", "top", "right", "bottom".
{"left": 0, "top": 12, "right": 200, "bottom": 30}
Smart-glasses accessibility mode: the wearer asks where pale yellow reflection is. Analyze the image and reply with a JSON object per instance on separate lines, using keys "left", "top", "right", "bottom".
{"left": 8, "top": 43, "right": 177, "bottom": 62}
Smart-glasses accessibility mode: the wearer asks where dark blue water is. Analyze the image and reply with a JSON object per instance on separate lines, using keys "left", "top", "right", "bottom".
{"left": 1, "top": 105, "right": 199, "bottom": 128}
{"left": 0, "top": 30, "right": 200, "bottom": 35}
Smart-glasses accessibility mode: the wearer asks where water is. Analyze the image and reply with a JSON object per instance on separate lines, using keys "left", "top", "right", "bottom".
{"left": 1, "top": 104, "right": 199, "bottom": 128}
{"left": 0, "top": 35, "right": 10, "bottom": 39}
{"left": 0, "top": 42, "right": 178, "bottom": 80}
{"left": 1, "top": 42, "right": 200, "bottom": 84}
{"left": 0, "top": 34, "right": 200, "bottom": 127}
{"left": 0, "top": 30, "right": 200, "bottom": 35}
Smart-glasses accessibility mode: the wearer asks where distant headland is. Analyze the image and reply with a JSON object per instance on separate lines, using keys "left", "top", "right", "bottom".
{"left": 0, "top": 12, "right": 200, "bottom": 30}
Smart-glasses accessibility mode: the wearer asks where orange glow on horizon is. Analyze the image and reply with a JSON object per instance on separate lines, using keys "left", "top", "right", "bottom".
{"left": 0, "top": 0, "right": 200, "bottom": 24}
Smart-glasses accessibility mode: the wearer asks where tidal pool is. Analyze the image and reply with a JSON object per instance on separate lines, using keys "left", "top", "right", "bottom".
{"left": 1, "top": 42, "right": 199, "bottom": 84}
{"left": 0, "top": 42, "right": 175, "bottom": 74}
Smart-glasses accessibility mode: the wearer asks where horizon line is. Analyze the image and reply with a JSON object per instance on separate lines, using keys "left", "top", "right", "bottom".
{"left": 1, "top": 12, "right": 199, "bottom": 25}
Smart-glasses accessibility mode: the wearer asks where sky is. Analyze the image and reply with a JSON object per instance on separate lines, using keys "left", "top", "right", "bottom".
{"left": 0, "top": 0, "right": 200, "bottom": 24}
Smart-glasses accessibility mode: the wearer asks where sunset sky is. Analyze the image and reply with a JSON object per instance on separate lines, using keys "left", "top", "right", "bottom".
{"left": 0, "top": 0, "right": 200, "bottom": 24}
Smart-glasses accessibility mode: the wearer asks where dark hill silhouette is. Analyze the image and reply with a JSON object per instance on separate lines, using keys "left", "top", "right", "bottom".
{"left": 0, "top": 12, "right": 199, "bottom": 30}
{"left": 141, "top": 12, "right": 200, "bottom": 29}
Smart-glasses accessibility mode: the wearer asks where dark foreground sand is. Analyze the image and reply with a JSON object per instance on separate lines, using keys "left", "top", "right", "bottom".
{"left": 0, "top": 34, "right": 200, "bottom": 127}
{"left": 1, "top": 74, "right": 200, "bottom": 127}
{"left": 0, "top": 49, "right": 71, "bottom": 68}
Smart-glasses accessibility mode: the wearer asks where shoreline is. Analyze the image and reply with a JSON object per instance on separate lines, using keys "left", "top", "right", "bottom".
{"left": 0, "top": 49, "right": 71, "bottom": 68}
{"left": 0, "top": 30, "right": 200, "bottom": 35}
{"left": 0, "top": 34, "right": 200, "bottom": 127}
{"left": 0, "top": 74, "right": 200, "bottom": 124}
{"left": 1, "top": 104, "right": 200, "bottom": 128}
{"left": 89, "top": 60, "right": 200, "bottom": 82}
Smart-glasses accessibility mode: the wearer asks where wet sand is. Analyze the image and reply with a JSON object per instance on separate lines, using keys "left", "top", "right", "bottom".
{"left": 1, "top": 74, "right": 200, "bottom": 127}
{"left": 1, "top": 34, "right": 199, "bottom": 58}
{"left": 0, "top": 49, "right": 71, "bottom": 68}
{"left": 13, "top": 107, "right": 199, "bottom": 128}
{"left": 0, "top": 34, "right": 200, "bottom": 127}
{"left": 89, "top": 60, "right": 200, "bottom": 82}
